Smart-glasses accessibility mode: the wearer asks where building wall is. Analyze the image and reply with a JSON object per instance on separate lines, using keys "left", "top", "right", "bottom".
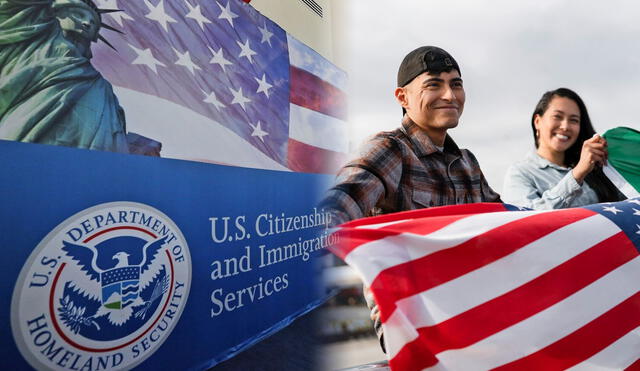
{"left": 249, "top": 0, "right": 344, "bottom": 68}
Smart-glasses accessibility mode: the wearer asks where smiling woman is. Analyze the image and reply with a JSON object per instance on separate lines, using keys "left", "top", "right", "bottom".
{"left": 502, "top": 88, "right": 625, "bottom": 209}
{"left": 535, "top": 96, "right": 581, "bottom": 162}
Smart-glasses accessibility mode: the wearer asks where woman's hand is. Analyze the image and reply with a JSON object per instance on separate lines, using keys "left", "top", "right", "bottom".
{"left": 572, "top": 134, "right": 608, "bottom": 184}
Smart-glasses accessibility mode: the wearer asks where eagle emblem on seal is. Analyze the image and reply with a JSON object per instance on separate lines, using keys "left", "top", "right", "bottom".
{"left": 60, "top": 235, "right": 170, "bottom": 328}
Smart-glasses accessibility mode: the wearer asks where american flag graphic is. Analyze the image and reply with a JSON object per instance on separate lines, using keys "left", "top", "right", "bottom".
{"left": 331, "top": 199, "right": 640, "bottom": 370}
{"left": 92, "top": 0, "right": 347, "bottom": 173}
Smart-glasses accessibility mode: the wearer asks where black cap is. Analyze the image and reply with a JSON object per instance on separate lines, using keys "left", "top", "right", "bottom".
{"left": 397, "top": 46, "right": 460, "bottom": 87}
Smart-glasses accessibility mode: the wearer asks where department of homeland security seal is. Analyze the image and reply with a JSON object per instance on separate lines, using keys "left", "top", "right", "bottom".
{"left": 11, "top": 202, "right": 191, "bottom": 370}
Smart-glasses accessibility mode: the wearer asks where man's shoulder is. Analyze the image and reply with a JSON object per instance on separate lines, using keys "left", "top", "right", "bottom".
{"left": 370, "top": 126, "right": 409, "bottom": 142}
{"left": 452, "top": 145, "right": 490, "bottom": 173}
{"left": 357, "top": 127, "right": 410, "bottom": 154}
{"left": 456, "top": 146, "right": 480, "bottom": 163}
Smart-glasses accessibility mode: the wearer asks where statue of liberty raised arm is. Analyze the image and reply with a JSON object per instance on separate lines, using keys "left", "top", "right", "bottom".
{"left": 0, "top": 0, "right": 130, "bottom": 153}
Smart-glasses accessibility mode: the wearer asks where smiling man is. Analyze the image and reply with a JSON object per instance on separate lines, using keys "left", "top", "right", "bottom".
{"left": 322, "top": 46, "right": 500, "bottom": 225}
{"left": 321, "top": 46, "right": 501, "bottom": 352}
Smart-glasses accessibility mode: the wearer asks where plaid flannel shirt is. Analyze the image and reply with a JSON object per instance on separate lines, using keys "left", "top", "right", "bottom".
{"left": 322, "top": 117, "right": 501, "bottom": 352}
{"left": 322, "top": 117, "right": 501, "bottom": 226}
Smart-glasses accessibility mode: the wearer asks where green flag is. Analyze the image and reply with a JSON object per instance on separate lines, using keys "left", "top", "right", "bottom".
{"left": 603, "top": 127, "right": 640, "bottom": 198}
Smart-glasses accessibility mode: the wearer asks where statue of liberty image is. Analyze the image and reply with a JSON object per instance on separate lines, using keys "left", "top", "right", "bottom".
{"left": 0, "top": 0, "right": 133, "bottom": 153}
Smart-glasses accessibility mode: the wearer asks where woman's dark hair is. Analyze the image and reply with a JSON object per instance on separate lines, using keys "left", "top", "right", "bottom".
{"left": 531, "top": 88, "right": 624, "bottom": 203}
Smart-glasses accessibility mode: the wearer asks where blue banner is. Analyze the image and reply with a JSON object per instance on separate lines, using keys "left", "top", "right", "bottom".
{"left": 1, "top": 140, "right": 334, "bottom": 370}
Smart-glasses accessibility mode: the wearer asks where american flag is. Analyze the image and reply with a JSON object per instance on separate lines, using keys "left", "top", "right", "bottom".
{"left": 331, "top": 199, "right": 640, "bottom": 370}
{"left": 92, "top": 0, "right": 347, "bottom": 173}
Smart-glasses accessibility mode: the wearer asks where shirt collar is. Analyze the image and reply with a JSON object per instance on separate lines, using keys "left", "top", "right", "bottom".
{"left": 527, "top": 150, "right": 570, "bottom": 170}
{"left": 401, "top": 116, "right": 461, "bottom": 157}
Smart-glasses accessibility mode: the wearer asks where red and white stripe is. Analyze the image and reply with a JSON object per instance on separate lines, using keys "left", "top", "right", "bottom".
{"left": 332, "top": 203, "right": 640, "bottom": 371}
{"left": 287, "top": 34, "right": 348, "bottom": 174}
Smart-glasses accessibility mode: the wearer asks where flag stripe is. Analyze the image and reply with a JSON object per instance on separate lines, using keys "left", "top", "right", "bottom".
{"left": 289, "top": 103, "right": 348, "bottom": 152}
{"left": 114, "top": 87, "right": 288, "bottom": 170}
{"left": 390, "top": 213, "right": 621, "bottom": 330}
{"left": 341, "top": 202, "right": 509, "bottom": 229}
{"left": 389, "top": 341, "right": 438, "bottom": 371}
{"left": 343, "top": 210, "right": 546, "bottom": 285}
{"left": 287, "top": 34, "right": 347, "bottom": 91}
{"left": 387, "top": 231, "right": 637, "bottom": 368}
{"left": 494, "top": 291, "right": 640, "bottom": 371}
{"left": 290, "top": 66, "right": 347, "bottom": 120}
{"left": 567, "top": 326, "right": 640, "bottom": 371}
{"left": 339, "top": 215, "right": 466, "bottom": 262}
{"left": 286, "top": 138, "right": 346, "bottom": 173}
{"left": 334, "top": 212, "right": 472, "bottom": 259}
{"left": 371, "top": 209, "right": 596, "bottom": 322}
{"left": 331, "top": 228, "right": 402, "bottom": 260}
{"left": 333, "top": 204, "right": 513, "bottom": 259}
{"left": 424, "top": 257, "right": 640, "bottom": 370}
{"left": 626, "top": 358, "right": 640, "bottom": 371}
{"left": 604, "top": 163, "right": 640, "bottom": 198}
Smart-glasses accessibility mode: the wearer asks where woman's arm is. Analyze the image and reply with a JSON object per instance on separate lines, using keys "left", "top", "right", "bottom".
{"left": 503, "top": 164, "right": 584, "bottom": 210}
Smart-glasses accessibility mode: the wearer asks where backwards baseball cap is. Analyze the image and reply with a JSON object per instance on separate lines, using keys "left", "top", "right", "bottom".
{"left": 397, "top": 46, "right": 461, "bottom": 88}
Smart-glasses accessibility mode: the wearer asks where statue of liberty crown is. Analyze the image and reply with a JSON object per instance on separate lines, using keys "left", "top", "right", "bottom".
{"left": 52, "top": 0, "right": 124, "bottom": 50}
